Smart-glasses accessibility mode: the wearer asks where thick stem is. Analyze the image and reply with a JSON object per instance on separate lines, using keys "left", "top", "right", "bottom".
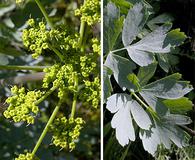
{"left": 32, "top": 100, "right": 62, "bottom": 156}
{"left": 78, "top": 0, "right": 86, "bottom": 47}
{"left": 0, "top": 65, "right": 45, "bottom": 71}
{"left": 78, "top": 21, "right": 85, "bottom": 47}
{"left": 70, "top": 74, "right": 78, "bottom": 118}
{"left": 34, "top": 0, "right": 54, "bottom": 29}
{"left": 35, "top": 85, "right": 58, "bottom": 105}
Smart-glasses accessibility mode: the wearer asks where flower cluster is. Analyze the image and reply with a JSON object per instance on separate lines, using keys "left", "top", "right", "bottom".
{"left": 92, "top": 38, "right": 101, "bottom": 55}
{"left": 3, "top": 86, "right": 42, "bottom": 124}
{"left": 81, "top": 77, "right": 100, "bottom": 108}
{"left": 22, "top": 19, "right": 79, "bottom": 59}
{"left": 43, "top": 64, "right": 77, "bottom": 99}
{"left": 80, "top": 56, "right": 97, "bottom": 77}
{"left": 22, "top": 19, "right": 50, "bottom": 59}
{"left": 75, "top": 0, "right": 100, "bottom": 25}
{"left": 15, "top": 152, "right": 39, "bottom": 160}
{"left": 49, "top": 117, "right": 85, "bottom": 151}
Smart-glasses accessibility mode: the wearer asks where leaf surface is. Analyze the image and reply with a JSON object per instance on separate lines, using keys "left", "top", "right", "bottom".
{"left": 122, "top": 3, "right": 146, "bottom": 46}
{"left": 103, "top": 65, "right": 113, "bottom": 103}
{"left": 104, "top": 2, "right": 124, "bottom": 54}
{"left": 106, "top": 93, "right": 135, "bottom": 146}
{"left": 130, "top": 100, "right": 152, "bottom": 130}
{"left": 163, "top": 97, "right": 193, "bottom": 114}
{"left": 137, "top": 62, "right": 157, "bottom": 85}
{"left": 142, "top": 73, "right": 193, "bottom": 99}
{"left": 104, "top": 53, "right": 136, "bottom": 90}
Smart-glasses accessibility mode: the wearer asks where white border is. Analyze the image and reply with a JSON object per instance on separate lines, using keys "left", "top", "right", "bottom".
{"left": 100, "top": 0, "right": 104, "bottom": 159}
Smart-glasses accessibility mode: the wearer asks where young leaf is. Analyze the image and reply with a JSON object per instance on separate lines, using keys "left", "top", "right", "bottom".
{"left": 163, "top": 97, "right": 193, "bottom": 114}
{"left": 104, "top": 53, "right": 136, "bottom": 90}
{"left": 137, "top": 62, "right": 157, "bottom": 85}
{"left": 142, "top": 73, "right": 193, "bottom": 99}
{"left": 103, "top": 65, "right": 113, "bottom": 103}
{"left": 122, "top": 3, "right": 147, "bottom": 46}
{"left": 127, "top": 73, "right": 140, "bottom": 90}
{"left": 164, "top": 29, "right": 187, "bottom": 47}
{"left": 104, "top": 2, "right": 124, "bottom": 54}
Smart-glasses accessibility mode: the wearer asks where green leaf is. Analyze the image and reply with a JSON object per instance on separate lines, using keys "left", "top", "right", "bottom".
{"left": 137, "top": 62, "right": 157, "bottom": 85}
{"left": 111, "top": 0, "right": 133, "bottom": 14}
{"left": 142, "top": 73, "right": 193, "bottom": 99}
{"left": 126, "top": 24, "right": 172, "bottom": 66}
{"left": 163, "top": 97, "right": 193, "bottom": 114}
{"left": 104, "top": 122, "right": 112, "bottom": 137}
{"left": 130, "top": 100, "right": 152, "bottom": 130}
{"left": 104, "top": 53, "right": 136, "bottom": 90}
{"left": 122, "top": 3, "right": 147, "bottom": 46}
{"left": 104, "top": 2, "right": 124, "bottom": 54}
{"left": 103, "top": 65, "right": 113, "bottom": 103}
{"left": 163, "top": 114, "right": 192, "bottom": 125}
{"left": 157, "top": 53, "right": 170, "bottom": 73}
{"left": 164, "top": 29, "right": 187, "bottom": 47}
{"left": 140, "top": 91, "right": 168, "bottom": 116}
{"left": 127, "top": 73, "right": 140, "bottom": 90}
{"left": 140, "top": 120, "right": 188, "bottom": 155}
{"left": 147, "top": 13, "right": 174, "bottom": 30}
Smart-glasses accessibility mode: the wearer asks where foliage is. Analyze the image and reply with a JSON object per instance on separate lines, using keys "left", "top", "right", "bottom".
{"left": 0, "top": 0, "right": 100, "bottom": 159}
{"left": 104, "top": 0, "right": 194, "bottom": 159}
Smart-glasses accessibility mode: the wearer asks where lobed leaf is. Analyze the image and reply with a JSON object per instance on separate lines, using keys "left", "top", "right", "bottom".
{"left": 122, "top": 3, "right": 147, "bottom": 46}
{"left": 104, "top": 53, "right": 136, "bottom": 90}
{"left": 147, "top": 13, "right": 174, "bottom": 30}
{"left": 130, "top": 100, "right": 152, "bottom": 130}
{"left": 142, "top": 73, "right": 193, "bottom": 99}
{"left": 163, "top": 97, "right": 193, "bottom": 114}
{"left": 104, "top": 2, "right": 124, "bottom": 54}
{"left": 106, "top": 93, "right": 135, "bottom": 146}
{"left": 163, "top": 114, "right": 192, "bottom": 125}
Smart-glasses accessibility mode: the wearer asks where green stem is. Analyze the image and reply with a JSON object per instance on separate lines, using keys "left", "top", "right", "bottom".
{"left": 110, "top": 47, "right": 126, "bottom": 54}
{"left": 34, "top": 0, "right": 54, "bottom": 29}
{"left": 35, "top": 85, "right": 58, "bottom": 105}
{"left": 32, "top": 100, "right": 62, "bottom": 156}
{"left": 78, "top": 0, "right": 86, "bottom": 47}
{"left": 131, "top": 92, "right": 160, "bottom": 120}
{"left": 70, "top": 74, "right": 78, "bottom": 118}
{"left": 131, "top": 92, "right": 149, "bottom": 109}
{"left": 0, "top": 65, "right": 45, "bottom": 71}
{"left": 48, "top": 44, "right": 64, "bottom": 62}
{"left": 78, "top": 20, "right": 85, "bottom": 47}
